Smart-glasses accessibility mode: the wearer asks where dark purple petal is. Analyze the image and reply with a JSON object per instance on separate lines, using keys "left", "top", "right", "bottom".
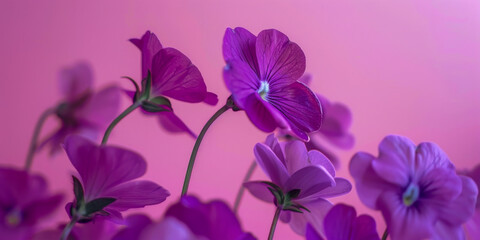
{"left": 203, "top": 92, "right": 219, "bottom": 106}
{"left": 323, "top": 204, "right": 356, "bottom": 240}
{"left": 151, "top": 48, "right": 208, "bottom": 103}
{"left": 223, "top": 60, "right": 260, "bottom": 109}
{"left": 351, "top": 215, "right": 380, "bottom": 240}
{"left": 58, "top": 61, "right": 93, "bottom": 100}
{"left": 243, "top": 181, "right": 275, "bottom": 203}
{"left": 268, "top": 82, "right": 323, "bottom": 141}
{"left": 157, "top": 111, "right": 197, "bottom": 138}
{"left": 284, "top": 141, "right": 309, "bottom": 174}
{"left": 103, "top": 180, "right": 169, "bottom": 211}
{"left": 372, "top": 135, "right": 416, "bottom": 186}
{"left": 256, "top": 29, "right": 305, "bottom": 89}
{"left": 78, "top": 86, "right": 121, "bottom": 128}
{"left": 244, "top": 93, "right": 289, "bottom": 133}
{"left": 305, "top": 224, "right": 323, "bottom": 240}
{"left": 223, "top": 27, "right": 259, "bottom": 76}
{"left": 204, "top": 200, "right": 245, "bottom": 240}
{"left": 284, "top": 166, "right": 334, "bottom": 199}
{"left": 164, "top": 196, "right": 210, "bottom": 237}
{"left": 64, "top": 135, "right": 147, "bottom": 201}
{"left": 112, "top": 214, "right": 153, "bottom": 240}
{"left": 130, "top": 31, "right": 163, "bottom": 79}
{"left": 254, "top": 143, "right": 289, "bottom": 187}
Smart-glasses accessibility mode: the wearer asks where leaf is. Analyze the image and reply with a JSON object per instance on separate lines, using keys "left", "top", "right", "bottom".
{"left": 85, "top": 197, "right": 116, "bottom": 215}
{"left": 72, "top": 176, "right": 84, "bottom": 204}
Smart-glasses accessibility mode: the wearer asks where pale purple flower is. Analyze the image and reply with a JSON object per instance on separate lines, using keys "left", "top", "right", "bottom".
{"left": 244, "top": 135, "right": 351, "bottom": 235}
{"left": 350, "top": 135, "right": 478, "bottom": 240}
{"left": 40, "top": 61, "right": 121, "bottom": 154}
{"left": 223, "top": 27, "right": 323, "bottom": 141}
{"left": 63, "top": 135, "right": 169, "bottom": 223}
{"left": 0, "top": 167, "right": 63, "bottom": 240}
{"left": 112, "top": 196, "right": 255, "bottom": 240}
{"left": 305, "top": 204, "right": 380, "bottom": 240}
{"left": 129, "top": 31, "right": 218, "bottom": 137}
{"left": 461, "top": 164, "right": 480, "bottom": 239}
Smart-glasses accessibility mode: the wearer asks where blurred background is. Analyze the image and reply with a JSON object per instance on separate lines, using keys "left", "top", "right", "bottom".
{"left": 1, "top": 0, "right": 479, "bottom": 239}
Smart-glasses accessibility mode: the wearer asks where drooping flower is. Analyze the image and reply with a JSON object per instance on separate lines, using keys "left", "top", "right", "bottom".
{"left": 128, "top": 31, "right": 218, "bottom": 137}
{"left": 461, "top": 164, "right": 480, "bottom": 239}
{"left": 244, "top": 135, "right": 351, "bottom": 236}
{"left": 112, "top": 196, "right": 255, "bottom": 240}
{"left": 222, "top": 27, "right": 323, "bottom": 141}
{"left": 349, "top": 135, "right": 478, "bottom": 240}
{"left": 39, "top": 61, "right": 121, "bottom": 154}
{"left": 63, "top": 135, "right": 169, "bottom": 223}
{"left": 0, "top": 167, "right": 63, "bottom": 240}
{"left": 305, "top": 203, "right": 380, "bottom": 240}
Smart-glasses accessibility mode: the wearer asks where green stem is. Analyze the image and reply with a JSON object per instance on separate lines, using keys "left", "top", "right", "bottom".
{"left": 181, "top": 103, "right": 231, "bottom": 195}
{"left": 24, "top": 107, "right": 55, "bottom": 171}
{"left": 101, "top": 101, "right": 142, "bottom": 145}
{"left": 60, "top": 215, "right": 79, "bottom": 240}
{"left": 382, "top": 228, "right": 388, "bottom": 240}
{"left": 268, "top": 207, "right": 281, "bottom": 240}
{"left": 233, "top": 160, "right": 257, "bottom": 213}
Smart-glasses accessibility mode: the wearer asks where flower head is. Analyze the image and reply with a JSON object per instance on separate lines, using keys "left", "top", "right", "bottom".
{"left": 350, "top": 135, "right": 478, "bottom": 240}
{"left": 222, "top": 27, "right": 323, "bottom": 141}
{"left": 244, "top": 135, "right": 351, "bottom": 235}
{"left": 129, "top": 31, "right": 218, "bottom": 137}
{"left": 63, "top": 135, "right": 169, "bottom": 223}
{"left": 0, "top": 167, "right": 63, "bottom": 240}
{"left": 112, "top": 196, "right": 255, "bottom": 240}
{"left": 40, "top": 61, "right": 121, "bottom": 154}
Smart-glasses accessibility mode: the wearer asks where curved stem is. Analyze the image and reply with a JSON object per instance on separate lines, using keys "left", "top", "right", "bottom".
{"left": 60, "top": 215, "right": 79, "bottom": 240}
{"left": 382, "top": 228, "right": 388, "bottom": 240}
{"left": 24, "top": 107, "right": 55, "bottom": 171}
{"left": 268, "top": 207, "right": 281, "bottom": 240}
{"left": 101, "top": 101, "right": 142, "bottom": 145}
{"left": 181, "top": 104, "right": 231, "bottom": 195}
{"left": 233, "top": 160, "right": 257, "bottom": 213}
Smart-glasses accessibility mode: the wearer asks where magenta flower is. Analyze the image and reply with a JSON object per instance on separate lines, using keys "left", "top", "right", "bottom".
{"left": 112, "top": 196, "right": 255, "bottom": 240}
{"left": 305, "top": 204, "right": 380, "bottom": 240}
{"left": 461, "top": 164, "right": 480, "bottom": 238}
{"left": 63, "top": 135, "right": 169, "bottom": 223}
{"left": 39, "top": 61, "right": 120, "bottom": 154}
{"left": 0, "top": 167, "right": 63, "bottom": 240}
{"left": 222, "top": 27, "right": 323, "bottom": 141}
{"left": 350, "top": 135, "right": 478, "bottom": 240}
{"left": 244, "top": 135, "right": 351, "bottom": 235}
{"left": 129, "top": 31, "right": 218, "bottom": 137}
{"left": 34, "top": 219, "right": 118, "bottom": 240}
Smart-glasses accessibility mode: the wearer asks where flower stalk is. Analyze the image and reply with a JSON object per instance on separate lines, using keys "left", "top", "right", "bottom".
{"left": 24, "top": 107, "right": 55, "bottom": 171}
{"left": 60, "top": 214, "right": 79, "bottom": 240}
{"left": 101, "top": 100, "right": 142, "bottom": 145}
{"left": 268, "top": 207, "right": 281, "bottom": 240}
{"left": 233, "top": 160, "right": 257, "bottom": 213}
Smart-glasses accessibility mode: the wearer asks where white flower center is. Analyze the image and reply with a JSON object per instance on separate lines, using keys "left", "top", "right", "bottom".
{"left": 258, "top": 81, "right": 270, "bottom": 100}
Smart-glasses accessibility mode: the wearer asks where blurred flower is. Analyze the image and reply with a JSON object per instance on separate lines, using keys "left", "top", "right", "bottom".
{"left": 305, "top": 203, "right": 380, "bottom": 240}
{"left": 0, "top": 167, "right": 63, "bottom": 240}
{"left": 112, "top": 196, "right": 255, "bottom": 240}
{"left": 63, "top": 135, "right": 169, "bottom": 223}
{"left": 222, "top": 27, "right": 323, "bottom": 141}
{"left": 39, "top": 61, "right": 121, "bottom": 154}
{"left": 244, "top": 135, "right": 351, "bottom": 235}
{"left": 33, "top": 219, "right": 118, "bottom": 240}
{"left": 350, "top": 135, "right": 478, "bottom": 240}
{"left": 128, "top": 31, "right": 218, "bottom": 137}
{"left": 461, "top": 164, "right": 480, "bottom": 239}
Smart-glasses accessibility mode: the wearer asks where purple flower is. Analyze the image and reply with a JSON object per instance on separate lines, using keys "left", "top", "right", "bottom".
{"left": 244, "top": 135, "right": 351, "bottom": 235}
{"left": 129, "top": 31, "right": 218, "bottom": 137}
{"left": 112, "top": 196, "right": 255, "bottom": 240}
{"left": 33, "top": 219, "right": 118, "bottom": 240}
{"left": 40, "top": 61, "right": 121, "bottom": 154}
{"left": 349, "top": 135, "right": 478, "bottom": 240}
{"left": 0, "top": 167, "right": 63, "bottom": 240}
{"left": 305, "top": 203, "right": 380, "bottom": 240}
{"left": 461, "top": 164, "right": 480, "bottom": 238}
{"left": 222, "top": 27, "right": 323, "bottom": 141}
{"left": 63, "top": 135, "right": 169, "bottom": 223}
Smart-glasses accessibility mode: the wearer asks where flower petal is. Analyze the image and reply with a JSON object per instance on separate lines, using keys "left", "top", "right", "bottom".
{"left": 23, "top": 194, "right": 63, "bottom": 225}
{"left": 323, "top": 204, "right": 357, "bottom": 240}
{"left": 284, "top": 141, "right": 309, "bottom": 175}
{"left": 431, "top": 222, "right": 464, "bottom": 240}
{"left": 314, "top": 177, "right": 352, "bottom": 198}
{"left": 139, "top": 217, "right": 198, "bottom": 240}
{"left": 223, "top": 59, "right": 260, "bottom": 109}
{"left": 223, "top": 27, "right": 259, "bottom": 76}
{"left": 130, "top": 31, "right": 163, "bottom": 79}
{"left": 58, "top": 61, "right": 93, "bottom": 100}
{"left": 415, "top": 142, "right": 455, "bottom": 174}
{"left": 244, "top": 93, "right": 289, "bottom": 133}
{"left": 243, "top": 181, "right": 275, "bottom": 203}
{"left": 203, "top": 92, "right": 219, "bottom": 106}
{"left": 308, "top": 150, "right": 335, "bottom": 177}
{"left": 256, "top": 29, "right": 305, "bottom": 89}
{"left": 254, "top": 143, "right": 289, "bottom": 187}
{"left": 268, "top": 82, "right": 323, "bottom": 141}
{"left": 351, "top": 215, "right": 380, "bottom": 240}
{"left": 157, "top": 111, "right": 197, "bottom": 138}
{"left": 151, "top": 48, "right": 208, "bottom": 103}
{"left": 264, "top": 134, "right": 286, "bottom": 165}
{"left": 305, "top": 223, "right": 323, "bottom": 240}
{"left": 112, "top": 214, "right": 153, "bottom": 240}
{"left": 305, "top": 139, "right": 341, "bottom": 169}
{"left": 289, "top": 198, "right": 332, "bottom": 236}
{"left": 285, "top": 166, "right": 335, "bottom": 199}
{"left": 103, "top": 180, "right": 169, "bottom": 211}
{"left": 78, "top": 86, "right": 121, "bottom": 128}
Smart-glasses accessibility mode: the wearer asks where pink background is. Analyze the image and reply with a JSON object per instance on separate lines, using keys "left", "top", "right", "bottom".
{"left": 1, "top": 0, "right": 480, "bottom": 239}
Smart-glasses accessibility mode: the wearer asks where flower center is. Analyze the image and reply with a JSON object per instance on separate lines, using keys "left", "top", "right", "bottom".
{"left": 402, "top": 183, "right": 419, "bottom": 207}
{"left": 5, "top": 209, "right": 21, "bottom": 227}
{"left": 258, "top": 81, "right": 270, "bottom": 100}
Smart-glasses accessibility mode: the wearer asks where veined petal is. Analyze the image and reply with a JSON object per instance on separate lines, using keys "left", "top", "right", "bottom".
{"left": 104, "top": 180, "right": 169, "bottom": 211}
{"left": 415, "top": 142, "right": 455, "bottom": 175}
{"left": 130, "top": 31, "right": 163, "bottom": 79}
{"left": 223, "top": 60, "right": 260, "bottom": 109}
{"left": 223, "top": 27, "right": 259, "bottom": 76}
{"left": 157, "top": 111, "right": 197, "bottom": 138}
{"left": 256, "top": 29, "right": 305, "bottom": 89}
{"left": 151, "top": 48, "right": 208, "bottom": 103}
{"left": 254, "top": 143, "right": 289, "bottom": 187}
{"left": 244, "top": 93, "right": 289, "bottom": 133}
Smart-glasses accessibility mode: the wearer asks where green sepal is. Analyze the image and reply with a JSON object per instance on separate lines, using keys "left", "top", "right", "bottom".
{"left": 122, "top": 76, "right": 141, "bottom": 101}
{"left": 85, "top": 197, "right": 116, "bottom": 215}
{"left": 286, "top": 189, "right": 301, "bottom": 199}
{"left": 141, "top": 101, "right": 172, "bottom": 113}
{"left": 140, "top": 71, "right": 152, "bottom": 100}
{"left": 149, "top": 96, "right": 172, "bottom": 107}
{"left": 72, "top": 176, "right": 84, "bottom": 205}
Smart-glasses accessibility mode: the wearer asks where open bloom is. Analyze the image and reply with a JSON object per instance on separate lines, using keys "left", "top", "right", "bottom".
{"left": 223, "top": 27, "right": 323, "bottom": 141}
{"left": 0, "top": 167, "right": 63, "bottom": 240}
{"left": 350, "top": 135, "right": 478, "bottom": 240}
{"left": 112, "top": 196, "right": 255, "bottom": 240}
{"left": 305, "top": 204, "right": 380, "bottom": 240}
{"left": 244, "top": 135, "right": 351, "bottom": 235}
{"left": 461, "top": 164, "right": 480, "bottom": 238}
{"left": 39, "top": 61, "right": 120, "bottom": 154}
{"left": 63, "top": 135, "right": 169, "bottom": 223}
{"left": 129, "top": 31, "right": 218, "bottom": 137}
